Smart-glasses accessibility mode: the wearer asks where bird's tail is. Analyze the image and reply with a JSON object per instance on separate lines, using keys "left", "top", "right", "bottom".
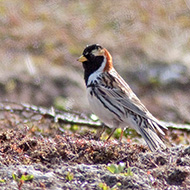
{"left": 138, "top": 119, "right": 166, "bottom": 151}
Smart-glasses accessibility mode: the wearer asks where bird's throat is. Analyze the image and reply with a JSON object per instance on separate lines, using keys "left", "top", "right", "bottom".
{"left": 83, "top": 56, "right": 104, "bottom": 85}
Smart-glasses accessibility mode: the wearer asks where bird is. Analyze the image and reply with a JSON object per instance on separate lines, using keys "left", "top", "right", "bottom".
{"left": 77, "top": 44, "right": 167, "bottom": 151}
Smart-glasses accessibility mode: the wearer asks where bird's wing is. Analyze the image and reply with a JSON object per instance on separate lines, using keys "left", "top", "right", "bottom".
{"left": 97, "top": 70, "right": 167, "bottom": 131}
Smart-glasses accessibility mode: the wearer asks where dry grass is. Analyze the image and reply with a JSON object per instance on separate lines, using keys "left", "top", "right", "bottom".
{"left": 0, "top": 111, "right": 190, "bottom": 189}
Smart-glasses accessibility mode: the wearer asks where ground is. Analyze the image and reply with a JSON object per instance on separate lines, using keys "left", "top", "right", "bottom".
{"left": 0, "top": 109, "right": 190, "bottom": 190}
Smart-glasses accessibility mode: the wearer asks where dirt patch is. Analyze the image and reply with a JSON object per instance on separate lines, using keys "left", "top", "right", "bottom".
{"left": 0, "top": 113, "right": 190, "bottom": 189}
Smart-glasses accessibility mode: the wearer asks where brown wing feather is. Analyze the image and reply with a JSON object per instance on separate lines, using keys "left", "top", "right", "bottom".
{"left": 99, "top": 69, "right": 167, "bottom": 130}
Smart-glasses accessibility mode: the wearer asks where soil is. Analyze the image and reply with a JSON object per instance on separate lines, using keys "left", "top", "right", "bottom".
{"left": 0, "top": 110, "right": 190, "bottom": 190}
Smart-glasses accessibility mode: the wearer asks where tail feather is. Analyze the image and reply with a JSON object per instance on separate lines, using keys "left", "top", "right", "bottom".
{"left": 140, "top": 127, "right": 166, "bottom": 151}
{"left": 138, "top": 120, "right": 166, "bottom": 151}
{"left": 149, "top": 118, "right": 167, "bottom": 135}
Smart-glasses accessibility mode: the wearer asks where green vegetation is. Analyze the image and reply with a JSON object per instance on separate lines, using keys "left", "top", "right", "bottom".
{"left": 12, "top": 173, "right": 34, "bottom": 182}
{"left": 107, "top": 162, "right": 126, "bottom": 174}
{"left": 65, "top": 172, "right": 74, "bottom": 182}
{"left": 12, "top": 173, "right": 34, "bottom": 190}
{"left": 99, "top": 182, "right": 121, "bottom": 190}
{"left": 107, "top": 162, "right": 133, "bottom": 176}
{"left": 0, "top": 179, "right": 6, "bottom": 183}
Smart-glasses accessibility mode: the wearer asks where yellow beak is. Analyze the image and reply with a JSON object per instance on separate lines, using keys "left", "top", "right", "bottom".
{"left": 77, "top": 55, "right": 87, "bottom": 62}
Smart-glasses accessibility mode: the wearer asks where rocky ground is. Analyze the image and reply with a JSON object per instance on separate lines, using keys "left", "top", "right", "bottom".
{"left": 0, "top": 108, "right": 190, "bottom": 190}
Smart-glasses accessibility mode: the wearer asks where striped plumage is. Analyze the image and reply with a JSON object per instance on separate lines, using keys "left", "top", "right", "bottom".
{"left": 78, "top": 44, "right": 167, "bottom": 151}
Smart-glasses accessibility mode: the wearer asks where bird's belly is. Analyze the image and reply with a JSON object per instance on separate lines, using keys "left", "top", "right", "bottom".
{"left": 87, "top": 89, "right": 121, "bottom": 128}
{"left": 87, "top": 88, "right": 142, "bottom": 131}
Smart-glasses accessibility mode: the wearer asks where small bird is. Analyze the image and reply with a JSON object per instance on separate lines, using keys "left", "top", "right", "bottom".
{"left": 77, "top": 44, "right": 167, "bottom": 151}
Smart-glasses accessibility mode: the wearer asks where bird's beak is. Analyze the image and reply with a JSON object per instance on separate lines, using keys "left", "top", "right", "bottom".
{"left": 77, "top": 55, "right": 87, "bottom": 62}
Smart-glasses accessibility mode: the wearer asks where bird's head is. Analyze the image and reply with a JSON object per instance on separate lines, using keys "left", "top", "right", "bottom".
{"left": 77, "top": 44, "right": 113, "bottom": 79}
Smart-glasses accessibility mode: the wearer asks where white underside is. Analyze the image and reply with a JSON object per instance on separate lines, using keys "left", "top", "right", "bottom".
{"left": 87, "top": 88, "right": 117, "bottom": 127}
{"left": 87, "top": 87, "right": 141, "bottom": 133}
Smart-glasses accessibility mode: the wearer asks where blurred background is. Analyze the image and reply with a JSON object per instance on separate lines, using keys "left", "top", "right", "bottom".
{"left": 0, "top": 0, "right": 190, "bottom": 123}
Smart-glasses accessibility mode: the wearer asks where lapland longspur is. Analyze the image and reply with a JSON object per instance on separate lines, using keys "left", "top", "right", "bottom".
{"left": 78, "top": 44, "right": 167, "bottom": 151}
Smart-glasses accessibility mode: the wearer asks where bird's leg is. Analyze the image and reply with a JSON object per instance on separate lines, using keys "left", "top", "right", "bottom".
{"left": 106, "top": 121, "right": 120, "bottom": 141}
{"left": 106, "top": 128, "right": 117, "bottom": 141}
{"left": 119, "top": 129, "right": 124, "bottom": 142}
{"left": 95, "top": 124, "right": 106, "bottom": 140}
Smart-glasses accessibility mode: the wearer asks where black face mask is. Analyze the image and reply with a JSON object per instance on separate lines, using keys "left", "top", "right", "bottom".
{"left": 82, "top": 56, "right": 104, "bottom": 85}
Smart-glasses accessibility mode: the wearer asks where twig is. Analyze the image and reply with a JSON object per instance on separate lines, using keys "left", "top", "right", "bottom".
{"left": 0, "top": 101, "right": 190, "bottom": 130}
